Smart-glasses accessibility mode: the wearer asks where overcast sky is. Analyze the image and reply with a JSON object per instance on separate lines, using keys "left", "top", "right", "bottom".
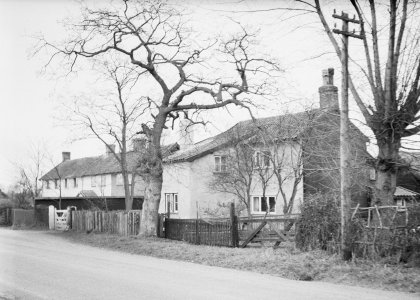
{"left": 0, "top": 0, "right": 361, "bottom": 190}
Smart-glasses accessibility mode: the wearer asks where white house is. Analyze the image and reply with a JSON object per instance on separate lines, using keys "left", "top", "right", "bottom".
{"left": 160, "top": 118, "right": 305, "bottom": 218}
{"left": 37, "top": 69, "right": 370, "bottom": 216}
{"left": 37, "top": 143, "right": 179, "bottom": 210}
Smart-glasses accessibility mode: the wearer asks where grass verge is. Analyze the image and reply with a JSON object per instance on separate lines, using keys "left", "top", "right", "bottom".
{"left": 53, "top": 231, "right": 420, "bottom": 294}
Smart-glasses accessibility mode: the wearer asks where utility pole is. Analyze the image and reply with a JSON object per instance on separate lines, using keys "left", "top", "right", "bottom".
{"left": 332, "top": 11, "right": 363, "bottom": 261}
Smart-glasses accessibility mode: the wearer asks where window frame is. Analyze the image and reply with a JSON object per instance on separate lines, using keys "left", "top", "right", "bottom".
{"left": 254, "top": 150, "right": 271, "bottom": 169}
{"left": 252, "top": 196, "right": 276, "bottom": 214}
{"left": 165, "top": 193, "right": 179, "bottom": 213}
{"left": 64, "top": 178, "right": 68, "bottom": 189}
{"left": 46, "top": 180, "right": 50, "bottom": 189}
{"left": 214, "top": 155, "right": 227, "bottom": 173}
{"left": 54, "top": 179, "right": 58, "bottom": 189}
{"left": 73, "top": 178, "right": 78, "bottom": 188}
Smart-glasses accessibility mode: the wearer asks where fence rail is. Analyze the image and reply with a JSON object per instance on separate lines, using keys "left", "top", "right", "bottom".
{"left": 72, "top": 210, "right": 141, "bottom": 236}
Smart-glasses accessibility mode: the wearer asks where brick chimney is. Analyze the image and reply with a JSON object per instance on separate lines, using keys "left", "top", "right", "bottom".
{"left": 105, "top": 144, "right": 116, "bottom": 156}
{"left": 179, "top": 118, "right": 194, "bottom": 148}
{"left": 62, "top": 152, "right": 71, "bottom": 162}
{"left": 318, "top": 68, "right": 338, "bottom": 110}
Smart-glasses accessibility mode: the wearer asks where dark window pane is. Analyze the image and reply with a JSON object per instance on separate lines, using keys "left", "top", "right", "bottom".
{"left": 261, "top": 197, "right": 267, "bottom": 212}
{"left": 269, "top": 197, "right": 276, "bottom": 212}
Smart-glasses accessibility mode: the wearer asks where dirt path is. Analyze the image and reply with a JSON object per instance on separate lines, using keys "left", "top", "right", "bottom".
{"left": 0, "top": 229, "right": 417, "bottom": 300}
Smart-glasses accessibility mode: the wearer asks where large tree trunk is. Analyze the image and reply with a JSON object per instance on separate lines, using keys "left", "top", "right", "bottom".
{"left": 139, "top": 121, "right": 164, "bottom": 237}
{"left": 139, "top": 172, "right": 162, "bottom": 236}
{"left": 374, "top": 170, "right": 396, "bottom": 206}
{"left": 373, "top": 137, "right": 400, "bottom": 206}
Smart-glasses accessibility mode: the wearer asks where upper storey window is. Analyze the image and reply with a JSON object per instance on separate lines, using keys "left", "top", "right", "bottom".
{"left": 214, "top": 155, "right": 227, "bottom": 173}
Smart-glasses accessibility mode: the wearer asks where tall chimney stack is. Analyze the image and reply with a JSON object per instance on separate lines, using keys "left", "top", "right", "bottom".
{"left": 318, "top": 68, "right": 338, "bottom": 110}
{"left": 62, "top": 152, "right": 71, "bottom": 162}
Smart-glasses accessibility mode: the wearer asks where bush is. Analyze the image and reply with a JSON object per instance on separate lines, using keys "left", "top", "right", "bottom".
{"left": 295, "top": 193, "right": 340, "bottom": 252}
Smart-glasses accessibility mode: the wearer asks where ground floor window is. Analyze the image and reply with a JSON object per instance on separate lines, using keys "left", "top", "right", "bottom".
{"left": 165, "top": 193, "right": 178, "bottom": 213}
{"left": 252, "top": 196, "right": 276, "bottom": 213}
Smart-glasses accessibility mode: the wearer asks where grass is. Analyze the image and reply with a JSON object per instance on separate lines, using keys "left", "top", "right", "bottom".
{"left": 53, "top": 231, "right": 420, "bottom": 294}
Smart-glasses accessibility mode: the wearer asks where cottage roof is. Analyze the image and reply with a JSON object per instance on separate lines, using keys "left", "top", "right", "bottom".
{"left": 394, "top": 186, "right": 419, "bottom": 197}
{"left": 165, "top": 112, "right": 311, "bottom": 162}
{"left": 40, "top": 143, "right": 179, "bottom": 181}
{"left": 165, "top": 108, "right": 366, "bottom": 163}
{"left": 41, "top": 108, "right": 367, "bottom": 180}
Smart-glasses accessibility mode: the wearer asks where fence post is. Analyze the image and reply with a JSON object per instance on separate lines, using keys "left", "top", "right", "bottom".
{"left": 48, "top": 205, "right": 55, "bottom": 230}
{"left": 164, "top": 216, "right": 168, "bottom": 238}
{"left": 195, "top": 219, "right": 200, "bottom": 245}
{"left": 230, "top": 202, "right": 239, "bottom": 247}
{"left": 6, "top": 208, "right": 10, "bottom": 225}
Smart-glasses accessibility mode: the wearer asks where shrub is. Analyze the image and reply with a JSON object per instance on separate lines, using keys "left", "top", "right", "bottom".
{"left": 295, "top": 193, "right": 340, "bottom": 252}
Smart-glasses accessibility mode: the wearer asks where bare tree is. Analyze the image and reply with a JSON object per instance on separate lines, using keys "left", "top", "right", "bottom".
{"left": 36, "top": 0, "right": 280, "bottom": 236}
{"left": 13, "top": 142, "right": 47, "bottom": 207}
{"left": 67, "top": 60, "right": 148, "bottom": 210}
{"left": 209, "top": 113, "right": 309, "bottom": 217}
{"left": 304, "top": 0, "right": 420, "bottom": 206}
{"left": 209, "top": 134, "right": 256, "bottom": 216}
{"left": 209, "top": 107, "right": 370, "bottom": 218}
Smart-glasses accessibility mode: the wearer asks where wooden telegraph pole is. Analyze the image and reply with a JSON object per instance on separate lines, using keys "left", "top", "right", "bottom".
{"left": 332, "top": 11, "right": 363, "bottom": 261}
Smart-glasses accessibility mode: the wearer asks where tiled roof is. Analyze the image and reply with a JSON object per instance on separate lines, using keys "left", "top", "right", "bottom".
{"left": 165, "top": 109, "right": 332, "bottom": 163}
{"left": 40, "top": 143, "right": 179, "bottom": 180}
{"left": 394, "top": 186, "right": 419, "bottom": 197}
{"left": 41, "top": 108, "right": 367, "bottom": 179}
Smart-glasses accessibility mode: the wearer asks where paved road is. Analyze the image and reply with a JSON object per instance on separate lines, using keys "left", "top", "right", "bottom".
{"left": 0, "top": 229, "right": 417, "bottom": 300}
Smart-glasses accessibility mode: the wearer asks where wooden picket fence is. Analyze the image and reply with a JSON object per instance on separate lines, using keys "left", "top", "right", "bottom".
{"left": 162, "top": 203, "right": 299, "bottom": 248}
{"left": 72, "top": 210, "right": 141, "bottom": 236}
{"left": 165, "top": 218, "right": 234, "bottom": 246}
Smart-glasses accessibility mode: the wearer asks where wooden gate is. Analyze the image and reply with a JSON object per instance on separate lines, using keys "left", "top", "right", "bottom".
{"left": 49, "top": 206, "right": 73, "bottom": 231}
{"left": 238, "top": 215, "right": 299, "bottom": 248}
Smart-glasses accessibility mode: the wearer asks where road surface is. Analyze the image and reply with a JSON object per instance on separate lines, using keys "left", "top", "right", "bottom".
{"left": 0, "top": 229, "right": 417, "bottom": 300}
